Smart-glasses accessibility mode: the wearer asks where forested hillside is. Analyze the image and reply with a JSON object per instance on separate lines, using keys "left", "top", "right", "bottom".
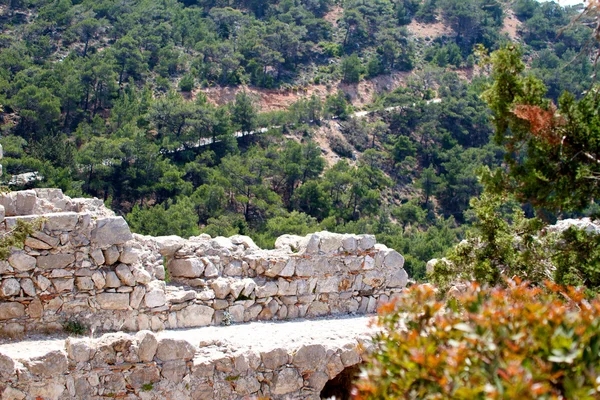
{"left": 0, "top": 0, "right": 592, "bottom": 279}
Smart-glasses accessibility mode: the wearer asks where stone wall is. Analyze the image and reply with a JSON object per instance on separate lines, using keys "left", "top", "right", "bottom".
{"left": 0, "top": 322, "right": 372, "bottom": 400}
{"left": 0, "top": 189, "right": 408, "bottom": 336}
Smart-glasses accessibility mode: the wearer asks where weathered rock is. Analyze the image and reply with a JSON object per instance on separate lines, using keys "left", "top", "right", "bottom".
{"left": 103, "top": 246, "right": 120, "bottom": 265}
{"left": 156, "top": 338, "right": 196, "bottom": 361}
{"left": 153, "top": 235, "right": 186, "bottom": 257}
{"left": 104, "top": 271, "right": 121, "bottom": 288}
{"left": 66, "top": 338, "right": 94, "bottom": 363}
{"left": 178, "top": 304, "right": 214, "bottom": 328}
{"left": 132, "top": 267, "right": 152, "bottom": 284}
{"left": 75, "top": 276, "right": 94, "bottom": 291}
{"left": 0, "top": 352, "right": 15, "bottom": 377}
{"left": 24, "top": 350, "right": 68, "bottom": 377}
{"left": 387, "top": 268, "right": 408, "bottom": 288}
{"left": 96, "top": 293, "right": 130, "bottom": 310}
{"left": 169, "top": 258, "right": 205, "bottom": 278}
{"left": 144, "top": 282, "right": 166, "bottom": 308}
{"left": 90, "top": 249, "right": 105, "bottom": 265}
{"left": 384, "top": 250, "right": 405, "bottom": 269}
{"left": 162, "top": 360, "right": 187, "bottom": 382}
{"left": 28, "top": 298, "right": 43, "bottom": 318}
{"left": 20, "top": 278, "right": 36, "bottom": 297}
{"left": 52, "top": 278, "right": 74, "bottom": 293}
{"left": 91, "top": 271, "right": 106, "bottom": 289}
{"left": 37, "top": 254, "right": 75, "bottom": 270}
{"left": 8, "top": 252, "right": 36, "bottom": 272}
{"left": 126, "top": 365, "right": 160, "bottom": 389}
{"left": 271, "top": 367, "right": 303, "bottom": 395}
{"left": 115, "top": 264, "right": 136, "bottom": 286}
{"left": 1, "top": 279, "right": 20, "bottom": 297}
{"left": 35, "top": 275, "right": 51, "bottom": 291}
{"left": 211, "top": 278, "right": 231, "bottom": 299}
{"left": 119, "top": 247, "right": 140, "bottom": 264}
{"left": 136, "top": 331, "right": 158, "bottom": 362}
{"left": 293, "top": 344, "right": 326, "bottom": 372}
{"left": 91, "top": 217, "right": 133, "bottom": 248}
{"left": 261, "top": 348, "right": 288, "bottom": 370}
{"left": 24, "top": 237, "right": 53, "bottom": 250}
{"left": 130, "top": 286, "right": 146, "bottom": 309}
{"left": 44, "top": 212, "right": 78, "bottom": 231}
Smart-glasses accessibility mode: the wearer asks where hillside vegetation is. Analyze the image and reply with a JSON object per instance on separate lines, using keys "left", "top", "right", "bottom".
{"left": 0, "top": 0, "right": 593, "bottom": 278}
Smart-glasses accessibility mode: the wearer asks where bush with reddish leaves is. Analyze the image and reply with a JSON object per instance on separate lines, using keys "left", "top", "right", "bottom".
{"left": 353, "top": 281, "right": 600, "bottom": 400}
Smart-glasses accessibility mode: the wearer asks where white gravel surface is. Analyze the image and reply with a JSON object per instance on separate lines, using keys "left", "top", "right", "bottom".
{"left": 0, "top": 315, "right": 378, "bottom": 361}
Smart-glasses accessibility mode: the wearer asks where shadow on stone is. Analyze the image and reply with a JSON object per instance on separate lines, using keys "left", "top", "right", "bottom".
{"left": 320, "top": 364, "right": 362, "bottom": 400}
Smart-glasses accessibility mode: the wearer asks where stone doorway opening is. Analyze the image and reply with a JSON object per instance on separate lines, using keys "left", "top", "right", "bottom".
{"left": 320, "top": 364, "right": 362, "bottom": 400}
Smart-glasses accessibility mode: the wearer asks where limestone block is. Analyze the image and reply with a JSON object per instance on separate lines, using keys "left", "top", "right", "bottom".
{"left": 119, "top": 247, "right": 140, "bottom": 264}
{"left": 384, "top": 250, "right": 405, "bottom": 269}
{"left": 126, "top": 366, "right": 161, "bottom": 389}
{"left": 115, "top": 264, "right": 136, "bottom": 286}
{"left": 319, "top": 232, "right": 343, "bottom": 254}
{"left": 203, "top": 259, "right": 219, "bottom": 278}
{"left": 317, "top": 276, "right": 340, "bottom": 293}
{"left": 261, "top": 348, "right": 289, "bottom": 370}
{"left": 103, "top": 246, "right": 120, "bottom": 265}
{"left": 90, "top": 249, "right": 105, "bottom": 265}
{"left": 37, "top": 254, "right": 75, "bottom": 270}
{"left": 104, "top": 271, "right": 121, "bottom": 288}
{"left": 230, "top": 280, "right": 245, "bottom": 299}
{"left": 169, "top": 258, "right": 205, "bottom": 278}
{"left": 0, "top": 193, "right": 16, "bottom": 216}
{"left": 197, "top": 289, "right": 215, "bottom": 301}
{"left": 8, "top": 252, "right": 36, "bottom": 272}
{"left": 341, "top": 348, "right": 361, "bottom": 367}
{"left": 229, "top": 304, "right": 245, "bottom": 323}
{"left": 153, "top": 235, "right": 186, "bottom": 257}
{"left": 162, "top": 360, "right": 187, "bottom": 382}
{"left": 362, "top": 271, "right": 385, "bottom": 288}
{"left": 223, "top": 260, "right": 243, "bottom": 276}
{"left": 91, "top": 217, "right": 133, "bottom": 248}
{"left": 307, "top": 302, "right": 329, "bottom": 317}
{"left": 211, "top": 278, "right": 231, "bottom": 299}
{"left": 234, "top": 376, "right": 261, "bottom": 395}
{"left": 308, "top": 371, "right": 329, "bottom": 390}
{"left": 96, "top": 293, "right": 130, "bottom": 310}
{"left": 242, "top": 279, "right": 257, "bottom": 297}
{"left": 18, "top": 278, "right": 34, "bottom": 297}
{"left": 326, "top": 354, "right": 345, "bottom": 379}
{"left": 167, "top": 290, "right": 196, "bottom": 304}
{"left": 177, "top": 304, "right": 214, "bottom": 328}
{"left": 24, "top": 350, "right": 68, "bottom": 377}
{"left": 1, "top": 279, "right": 20, "bottom": 297}
{"left": 31, "top": 231, "right": 60, "bottom": 248}
{"left": 44, "top": 212, "right": 79, "bottom": 231}
{"left": 230, "top": 235, "right": 259, "bottom": 250}
{"left": 156, "top": 338, "right": 196, "bottom": 361}
{"left": 130, "top": 286, "right": 146, "bottom": 309}
{"left": 136, "top": 331, "right": 158, "bottom": 362}
{"left": 15, "top": 190, "right": 37, "bottom": 216}
{"left": 91, "top": 271, "right": 106, "bottom": 289}
{"left": 0, "top": 261, "right": 10, "bottom": 274}
{"left": 271, "top": 367, "right": 303, "bottom": 395}
{"left": 274, "top": 234, "right": 304, "bottom": 251}
{"left": 144, "top": 282, "right": 166, "bottom": 308}
{"left": 75, "top": 276, "right": 94, "bottom": 291}
{"left": 358, "top": 235, "right": 377, "bottom": 251}
{"left": 0, "top": 352, "right": 15, "bottom": 378}
{"left": 66, "top": 338, "right": 94, "bottom": 363}
{"left": 28, "top": 299, "right": 43, "bottom": 318}
{"left": 293, "top": 344, "right": 326, "bottom": 372}
{"left": 35, "top": 275, "right": 51, "bottom": 291}
{"left": 342, "top": 235, "right": 358, "bottom": 252}
{"left": 28, "top": 383, "right": 65, "bottom": 400}
{"left": 131, "top": 268, "right": 151, "bottom": 285}
{"left": 255, "top": 281, "right": 278, "bottom": 298}
{"left": 24, "top": 237, "right": 53, "bottom": 250}
{"left": 387, "top": 268, "right": 408, "bottom": 288}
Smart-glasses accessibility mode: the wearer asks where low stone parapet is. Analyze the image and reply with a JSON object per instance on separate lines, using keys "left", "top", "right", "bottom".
{"left": 0, "top": 190, "right": 409, "bottom": 335}
{"left": 0, "top": 317, "right": 374, "bottom": 399}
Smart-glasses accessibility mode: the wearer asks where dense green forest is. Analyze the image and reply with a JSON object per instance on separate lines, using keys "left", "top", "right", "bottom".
{"left": 0, "top": 0, "right": 593, "bottom": 279}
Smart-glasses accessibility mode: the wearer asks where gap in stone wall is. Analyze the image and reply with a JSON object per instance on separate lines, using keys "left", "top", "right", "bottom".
{"left": 320, "top": 363, "right": 363, "bottom": 400}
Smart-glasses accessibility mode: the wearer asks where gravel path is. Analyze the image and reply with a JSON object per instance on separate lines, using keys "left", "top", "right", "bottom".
{"left": 0, "top": 315, "right": 378, "bottom": 361}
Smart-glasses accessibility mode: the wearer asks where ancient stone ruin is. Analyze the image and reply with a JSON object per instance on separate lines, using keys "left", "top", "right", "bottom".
{"left": 0, "top": 186, "right": 409, "bottom": 399}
